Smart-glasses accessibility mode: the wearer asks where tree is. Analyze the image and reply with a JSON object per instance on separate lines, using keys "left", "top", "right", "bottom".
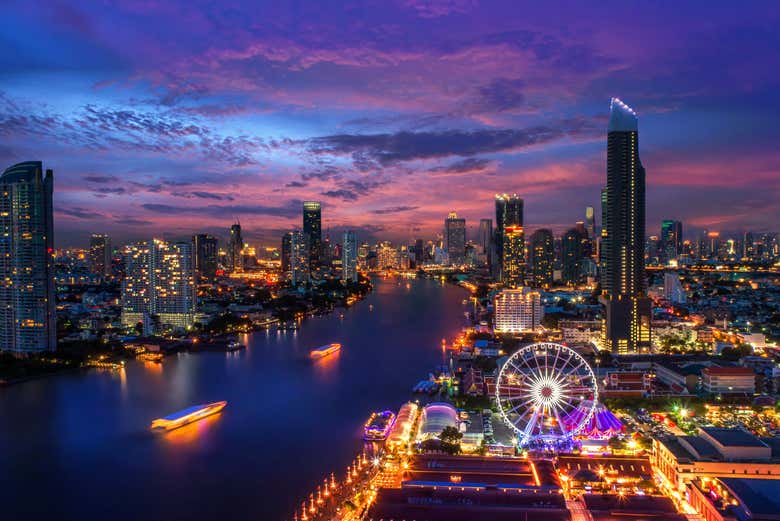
{"left": 608, "top": 436, "right": 626, "bottom": 452}
{"left": 438, "top": 426, "right": 463, "bottom": 455}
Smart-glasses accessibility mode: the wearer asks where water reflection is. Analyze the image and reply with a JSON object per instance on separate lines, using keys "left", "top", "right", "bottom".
{"left": 160, "top": 413, "right": 223, "bottom": 446}
{"left": 311, "top": 350, "right": 341, "bottom": 381}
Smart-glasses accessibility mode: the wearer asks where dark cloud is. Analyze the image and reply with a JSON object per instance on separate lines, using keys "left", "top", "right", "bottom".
{"left": 372, "top": 205, "right": 419, "bottom": 215}
{"left": 429, "top": 157, "right": 491, "bottom": 174}
{"left": 285, "top": 180, "right": 308, "bottom": 188}
{"left": 93, "top": 187, "right": 126, "bottom": 195}
{"left": 140, "top": 202, "right": 299, "bottom": 219}
{"left": 83, "top": 174, "right": 119, "bottom": 183}
{"left": 321, "top": 189, "right": 359, "bottom": 201}
{"left": 472, "top": 78, "right": 526, "bottom": 113}
{"left": 58, "top": 207, "right": 104, "bottom": 219}
{"left": 305, "top": 121, "right": 597, "bottom": 166}
{"left": 114, "top": 218, "right": 153, "bottom": 226}
{"left": 169, "top": 191, "right": 235, "bottom": 201}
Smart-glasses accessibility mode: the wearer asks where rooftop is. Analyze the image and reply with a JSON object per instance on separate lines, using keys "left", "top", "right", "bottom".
{"left": 702, "top": 427, "right": 768, "bottom": 448}
{"left": 721, "top": 478, "right": 780, "bottom": 519}
{"left": 608, "top": 97, "right": 638, "bottom": 132}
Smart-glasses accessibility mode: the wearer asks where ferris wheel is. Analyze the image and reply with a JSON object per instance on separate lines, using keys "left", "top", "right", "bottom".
{"left": 495, "top": 342, "right": 598, "bottom": 446}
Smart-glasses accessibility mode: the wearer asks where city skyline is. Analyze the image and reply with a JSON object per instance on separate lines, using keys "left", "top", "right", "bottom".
{"left": 2, "top": 2, "right": 779, "bottom": 246}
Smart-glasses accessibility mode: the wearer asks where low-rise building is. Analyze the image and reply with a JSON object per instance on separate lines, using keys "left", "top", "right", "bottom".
{"left": 702, "top": 367, "right": 756, "bottom": 394}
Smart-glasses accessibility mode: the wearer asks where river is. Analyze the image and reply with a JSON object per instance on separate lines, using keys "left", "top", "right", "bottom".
{"left": 0, "top": 276, "right": 468, "bottom": 521}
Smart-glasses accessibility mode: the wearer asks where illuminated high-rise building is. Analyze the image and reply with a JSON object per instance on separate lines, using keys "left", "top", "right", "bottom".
{"left": 600, "top": 98, "right": 651, "bottom": 354}
{"left": 478, "top": 219, "right": 493, "bottom": 266}
{"left": 660, "top": 220, "right": 682, "bottom": 261}
{"left": 121, "top": 239, "right": 196, "bottom": 331}
{"left": 529, "top": 228, "right": 554, "bottom": 288}
{"left": 495, "top": 194, "right": 524, "bottom": 282}
{"left": 121, "top": 242, "right": 149, "bottom": 329}
{"left": 290, "top": 230, "right": 310, "bottom": 286}
{"left": 227, "top": 222, "right": 243, "bottom": 272}
{"left": 443, "top": 212, "right": 466, "bottom": 264}
{"left": 89, "top": 234, "right": 112, "bottom": 278}
{"left": 303, "top": 201, "right": 321, "bottom": 269}
{"left": 342, "top": 230, "right": 358, "bottom": 283}
{"left": 502, "top": 225, "right": 525, "bottom": 287}
{"left": 585, "top": 206, "right": 596, "bottom": 243}
{"left": 192, "top": 234, "right": 218, "bottom": 280}
{"left": 0, "top": 161, "right": 55, "bottom": 353}
{"left": 562, "top": 226, "right": 586, "bottom": 285}
{"left": 281, "top": 232, "right": 293, "bottom": 274}
{"left": 494, "top": 287, "right": 543, "bottom": 333}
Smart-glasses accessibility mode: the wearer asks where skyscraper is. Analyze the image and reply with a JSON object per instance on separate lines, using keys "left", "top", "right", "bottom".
{"left": 493, "top": 287, "right": 544, "bottom": 333}
{"left": 0, "top": 161, "right": 55, "bottom": 353}
{"left": 529, "top": 228, "right": 554, "bottom": 288}
{"left": 585, "top": 206, "right": 596, "bottom": 243}
{"left": 290, "top": 230, "right": 310, "bottom": 286}
{"left": 303, "top": 201, "right": 321, "bottom": 269}
{"left": 121, "top": 239, "right": 196, "bottom": 332}
{"left": 89, "top": 234, "right": 112, "bottom": 279}
{"left": 600, "top": 98, "right": 651, "bottom": 354}
{"left": 228, "top": 222, "right": 243, "bottom": 272}
{"left": 495, "top": 194, "right": 524, "bottom": 281}
{"left": 502, "top": 225, "right": 525, "bottom": 288}
{"left": 281, "top": 232, "right": 293, "bottom": 274}
{"left": 193, "top": 234, "right": 218, "bottom": 280}
{"left": 562, "top": 227, "right": 585, "bottom": 285}
{"left": 478, "top": 218, "right": 493, "bottom": 266}
{"left": 443, "top": 212, "right": 466, "bottom": 264}
{"left": 660, "top": 219, "right": 682, "bottom": 261}
{"left": 342, "top": 230, "right": 358, "bottom": 283}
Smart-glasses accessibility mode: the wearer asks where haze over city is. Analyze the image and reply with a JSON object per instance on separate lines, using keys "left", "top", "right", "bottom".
{"left": 2, "top": 1, "right": 779, "bottom": 246}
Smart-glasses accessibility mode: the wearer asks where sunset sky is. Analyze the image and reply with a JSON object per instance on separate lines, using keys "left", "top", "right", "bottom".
{"left": 2, "top": 1, "right": 778, "bottom": 247}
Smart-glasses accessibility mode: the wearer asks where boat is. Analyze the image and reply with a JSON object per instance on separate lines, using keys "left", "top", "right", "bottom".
{"left": 309, "top": 343, "right": 341, "bottom": 359}
{"left": 363, "top": 410, "right": 396, "bottom": 441}
{"left": 226, "top": 341, "right": 245, "bottom": 352}
{"left": 150, "top": 401, "right": 227, "bottom": 431}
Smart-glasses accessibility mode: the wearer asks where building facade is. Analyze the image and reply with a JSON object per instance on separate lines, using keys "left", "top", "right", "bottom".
{"left": 494, "top": 287, "right": 543, "bottom": 333}
{"left": 444, "top": 212, "right": 466, "bottom": 264}
{"left": 290, "top": 230, "right": 310, "bottom": 286}
{"left": 0, "top": 161, "right": 56, "bottom": 353}
{"left": 495, "top": 194, "right": 523, "bottom": 280}
{"left": 89, "top": 233, "right": 112, "bottom": 279}
{"left": 227, "top": 222, "right": 243, "bottom": 272}
{"left": 600, "top": 98, "right": 652, "bottom": 354}
{"left": 342, "top": 230, "right": 358, "bottom": 283}
{"left": 192, "top": 233, "right": 218, "bottom": 280}
{"left": 529, "top": 228, "right": 554, "bottom": 288}
{"left": 303, "top": 201, "right": 321, "bottom": 269}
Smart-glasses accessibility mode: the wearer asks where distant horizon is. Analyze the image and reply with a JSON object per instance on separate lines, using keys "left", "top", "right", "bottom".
{"left": 3, "top": 1, "right": 779, "bottom": 247}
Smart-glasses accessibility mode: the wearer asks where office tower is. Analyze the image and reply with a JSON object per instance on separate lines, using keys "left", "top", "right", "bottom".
{"left": 562, "top": 227, "right": 586, "bottom": 285}
{"left": 121, "top": 242, "right": 150, "bottom": 329}
{"left": 478, "top": 218, "right": 493, "bottom": 268}
{"left": 0, "top": 162, "right": 55, "bottom": 353}
{"left": 585, "top": 206, "right": 596, "bottom": 243}
{"left": 493, "top": 287, "right": 544, "bottom": 333}
{"left": 529, "top": 228, "right": 554, "bottom": 288}
{"left": 121, "top": 239, "right": 196, "bottom": 331}
{"left": 443, "top": 212, "right": 466, "bottom": 264}
{"left": 302, "top": 201, "right": 321, "bottom": 269}
{"left": 502, "top": 225, "right": 525, "bottom": 287}
{"left": 290, "top": 230, "right": 310, "bottom": 286}
{"left": 412, "top": 238, "right": 424, "bottom": 266}
{"left": 660, "top": 220, "right": 682, "bottom": 261}
{"left": 227, "top": 222, "right": 243, "bottom": 272}
{"left": 342, "top": 230, "right": 358, "bottom": 283}
{"left": 281, "top": 232, "right": 293, "bottom": 274}
{"left": 495, "top": 194, "right": 524, "bottom": 282}
{"left": 664, "top": 272, "right": 686, "bottom": 304}
{"left": 89, "top": 234, "right": 112, "bottom": 278}
{"left": 192, "top": 234, "right": 218, "bottom": 280}
{"left": 742, "top": 231, "right": 754, "bottom": 260}
{"left": 149, "top": 239, "right": 196, "bottom": 329}
{"left": 600, "top": 98, "right": 651, "bottom": 354}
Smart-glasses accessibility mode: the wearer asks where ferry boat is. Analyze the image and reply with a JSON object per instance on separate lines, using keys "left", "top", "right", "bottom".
{"left": 363, "top": 410, "right": 396, "bottom": 441}
{"left": 309, "top": 343, "right": 341, "bottom": 359}
{"left": 150, "top": 401, "right": 227, "bottom": 431}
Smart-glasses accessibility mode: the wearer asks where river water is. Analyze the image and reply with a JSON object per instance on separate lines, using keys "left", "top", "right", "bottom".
{"left": 0, "top": 276, "right": 468, "bottom": 521}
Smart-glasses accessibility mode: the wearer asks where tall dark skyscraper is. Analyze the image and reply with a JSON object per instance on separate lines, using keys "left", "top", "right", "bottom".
{"left": 227, "top": 222, "right": 243, "bottom": 272}
{"left": 89, "top": 233, "right": 112, "bottom": 279}
{"left": 0, "top": 161, "right": 55, "bottom": 353}
{"left": 495, "top": 194, "right": 524, "bottom": 282}
{"left": 193, "top": 234, "right": 218, "bottom": 280}
{"left": 478, "top": 218, "right": 492, "bottom": 267}
{"left": 302, "top": 201, "right": 321, "bottom": 269}
{"left": 443, "top": 212, "right": 466, "bottom": 264}
{"left": 562, "top": 226, "right": 586, "bottom": 285}
{"left": 585, "top": 206, "right": 596, "bottom": 241}
{"left": 529, "top": 228, "right": 554, "bottom": 288}
{"left": 600, "top": 98, "right": 651, "bottom": 354}
{"left": 281, "top": 232, "right": 293, "bottom": 274}
{"left": 660, "top": 219, "right": 682, "bottom": 260}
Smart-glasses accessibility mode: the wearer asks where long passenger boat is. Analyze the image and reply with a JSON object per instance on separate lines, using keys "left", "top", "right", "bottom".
{"left": 309, "top": 343, "right": 341, "bottom": 359}
{"left": 150, "top": 401, "right": 227, "bottom": 431}
{"left": 363, "top": 410, "right": 396, "bottom": 441}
